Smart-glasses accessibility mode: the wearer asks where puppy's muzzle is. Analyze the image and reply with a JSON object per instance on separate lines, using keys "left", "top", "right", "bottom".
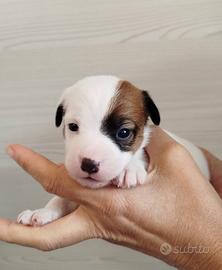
{"left": 81, "top": 158, "right": 100, "bottom": 174}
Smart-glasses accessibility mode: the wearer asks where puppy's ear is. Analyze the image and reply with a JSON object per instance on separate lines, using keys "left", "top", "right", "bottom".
{"left": 142, "top": 91, "right": 160, "bottom": 125}
{"left": 55, "top": 104, "right": 65, "bottom": 127}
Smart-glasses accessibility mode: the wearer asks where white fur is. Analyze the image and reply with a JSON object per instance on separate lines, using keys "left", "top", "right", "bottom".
{"left": 61, "top": 76, "right": 136, "bottom": 188}
{"left": 17, "top": 76, "right": 209, "bottom": 226}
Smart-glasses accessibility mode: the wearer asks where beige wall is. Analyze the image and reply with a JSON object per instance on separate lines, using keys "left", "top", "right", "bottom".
{"left": 0, "top": 1, "right": 222, "bottom": 269}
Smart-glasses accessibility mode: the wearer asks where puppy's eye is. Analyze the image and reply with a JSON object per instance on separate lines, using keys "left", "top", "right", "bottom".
{"left": 68, "top": 123, "right": 79, "bottom": 132}
{"left": 116, "top": 128, "right": 132, "bottom": 140}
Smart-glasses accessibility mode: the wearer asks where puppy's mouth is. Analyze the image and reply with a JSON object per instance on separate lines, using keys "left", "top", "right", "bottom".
{"left": 83, "top": 176, "right": 100, "bottom": 182}
{"left": 74, "top": 175, "right": 111, "bottom": 189}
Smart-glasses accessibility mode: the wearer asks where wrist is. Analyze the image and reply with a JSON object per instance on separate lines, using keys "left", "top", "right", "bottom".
{"left": 175, "top": 243, "right": 222, "bottom": 270}
{"left": 129, "top": 215, "right": 222, "bottom": 270}
{"left": 157, "top": 222, "right": 222, "bottom": 270}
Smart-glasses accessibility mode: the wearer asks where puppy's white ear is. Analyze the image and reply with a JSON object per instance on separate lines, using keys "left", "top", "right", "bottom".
{"left": 142, "top": 91, "right": 160, "bottom": 125}
{"left": 55, "top": 104, "right": 65, "bottom": 127}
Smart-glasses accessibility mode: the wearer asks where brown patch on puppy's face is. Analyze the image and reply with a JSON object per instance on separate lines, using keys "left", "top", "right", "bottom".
{"left": 101, "top": 80, "right": 150, "bottom": 153}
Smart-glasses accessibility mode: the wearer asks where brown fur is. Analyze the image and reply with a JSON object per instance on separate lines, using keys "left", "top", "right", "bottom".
{"left": 106, "top": 80, "right": 148, "bottom": 152}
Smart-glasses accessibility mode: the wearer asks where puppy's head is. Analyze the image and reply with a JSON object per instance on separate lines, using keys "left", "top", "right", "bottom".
{"left": 56, "top": 76, "right": 160, "bottom": 188}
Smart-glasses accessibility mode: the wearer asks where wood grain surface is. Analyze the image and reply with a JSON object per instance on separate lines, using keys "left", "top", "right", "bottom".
{"left": 0, "top": 0, "right": 222, "bottom": 51}
{"left": 0, "top": 0, "right": 222, "bottom": 269}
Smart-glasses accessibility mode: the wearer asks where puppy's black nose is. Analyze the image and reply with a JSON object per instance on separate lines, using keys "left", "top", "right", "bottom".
{"left": 81, "top": 158, "right": 99, "bottom": 174}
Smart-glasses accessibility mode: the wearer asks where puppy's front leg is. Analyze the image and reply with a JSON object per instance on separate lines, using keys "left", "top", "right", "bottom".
{"left": 115, "top": 149, "right": 148, "bottom": 188}
{"left": 17, "top": 196, "right": 77, "bottom": 226}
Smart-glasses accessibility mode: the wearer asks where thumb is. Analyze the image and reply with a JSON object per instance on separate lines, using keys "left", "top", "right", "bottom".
{"left": 201, "top": 148, "right": 222, "bottom": 197}
{"left": 0, "top": 208, "right": 94, "bottom": 250}
{"left": 145, "top": 127, "right": 177, "bottom": 170}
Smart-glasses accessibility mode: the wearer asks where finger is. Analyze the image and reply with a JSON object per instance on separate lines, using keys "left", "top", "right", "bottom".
{"left": 7, "top": 144, "right": 59, "bottom": 184}
{"left": 6, "top": 144, "right": 114, "bottom": 208}
{"left": 0, "top": 209, "right": 94, "bottom": 250}
{"left": 6, "top": 144, "right": 86, "bottom": 202}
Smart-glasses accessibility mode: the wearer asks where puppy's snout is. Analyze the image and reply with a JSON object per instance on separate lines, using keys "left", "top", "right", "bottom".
{"left": 81, "top": 158, "right": 99, "bottom": 174}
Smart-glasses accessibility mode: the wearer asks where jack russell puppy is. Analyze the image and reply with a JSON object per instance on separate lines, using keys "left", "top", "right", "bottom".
{"left": 17, "top": 75, "right": 210, "bottom": 226}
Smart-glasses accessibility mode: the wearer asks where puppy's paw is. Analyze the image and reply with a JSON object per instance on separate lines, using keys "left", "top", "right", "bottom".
{"left": 115, "top": 160, "right": 147, "bottom": 188}
{"left": 17, "top": 209, "right": 33, "bottom": 225}
{"left": 17, "top": 208, "right": 59, "bottom": 226}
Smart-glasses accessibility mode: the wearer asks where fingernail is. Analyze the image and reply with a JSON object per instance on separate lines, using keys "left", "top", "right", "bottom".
{"left": 6, "top": 145, "right": 15, "bottom": 158}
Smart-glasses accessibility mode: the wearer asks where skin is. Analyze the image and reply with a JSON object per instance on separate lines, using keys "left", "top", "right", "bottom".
{"left": 1, "top": 127, "right": 222, "bottom": 270}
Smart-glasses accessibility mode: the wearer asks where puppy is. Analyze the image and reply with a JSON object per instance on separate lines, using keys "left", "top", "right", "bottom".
{"left": 17, "top": 75, "right": 209, "bottom": 226}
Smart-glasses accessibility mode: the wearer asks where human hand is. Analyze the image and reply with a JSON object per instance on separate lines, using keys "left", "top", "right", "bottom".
{"left": 1, "top": 127, "right": 222, "bottom": 270}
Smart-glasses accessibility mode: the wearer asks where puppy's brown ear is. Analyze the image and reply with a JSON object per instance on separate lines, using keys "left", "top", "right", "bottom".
{"left": 142, "top": 91, "right": 160, "bottom": 125}
{"left": 55, "top": 104, "right": 65, "bottom": 127}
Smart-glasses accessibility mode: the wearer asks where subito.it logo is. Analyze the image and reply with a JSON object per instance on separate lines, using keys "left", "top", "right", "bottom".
{"left": 160, "top": 242, "right": 172, "bottom": 256}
